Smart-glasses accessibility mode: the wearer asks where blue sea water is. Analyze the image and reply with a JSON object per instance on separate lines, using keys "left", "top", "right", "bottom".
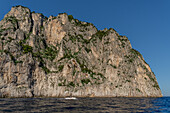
{"left": 0, "top": 97, "right": 169, "bottom": 112}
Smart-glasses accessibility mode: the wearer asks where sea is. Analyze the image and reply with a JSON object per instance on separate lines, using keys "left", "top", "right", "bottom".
{"left": 0, "top": 97, "right": 169, "bottom": 112}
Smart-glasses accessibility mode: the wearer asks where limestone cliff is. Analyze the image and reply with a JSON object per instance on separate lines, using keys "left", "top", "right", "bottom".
{"left": 0, "top": 6, "right": 162, "bottom": 97}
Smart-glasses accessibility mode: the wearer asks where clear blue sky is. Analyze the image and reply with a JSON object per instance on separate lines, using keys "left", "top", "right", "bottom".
{"left": 0, "top": 0, "right": 169, "bottom": 96}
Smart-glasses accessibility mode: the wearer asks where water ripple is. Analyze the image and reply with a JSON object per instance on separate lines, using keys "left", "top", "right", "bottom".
{"left": 0, "top": 97, "right": 169, "bottom": 112}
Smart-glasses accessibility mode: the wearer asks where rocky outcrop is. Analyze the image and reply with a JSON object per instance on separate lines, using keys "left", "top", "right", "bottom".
{"left": 0, "top": 6, "right": 162, "bottom": 97}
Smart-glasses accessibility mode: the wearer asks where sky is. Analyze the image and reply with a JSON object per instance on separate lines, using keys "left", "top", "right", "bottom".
{"left": 0, "top": 0, "right": 169, "bottom": 96}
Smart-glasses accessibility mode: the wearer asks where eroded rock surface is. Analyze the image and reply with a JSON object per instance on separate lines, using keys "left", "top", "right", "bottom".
{"left": 0, "top": 6, "right": 162, "bottom": 97}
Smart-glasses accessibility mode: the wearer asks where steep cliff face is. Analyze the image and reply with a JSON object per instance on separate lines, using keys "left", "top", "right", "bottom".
{"left": 0, "top": 6, "right": 162, "bottom": 97}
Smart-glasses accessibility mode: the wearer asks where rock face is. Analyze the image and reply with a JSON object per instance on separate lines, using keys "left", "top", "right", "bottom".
{"left": 0, "top": 6, "right": 162, "bottom": 97}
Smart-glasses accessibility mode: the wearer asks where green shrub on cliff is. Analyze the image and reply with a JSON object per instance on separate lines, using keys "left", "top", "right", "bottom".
{"left": 68, "top": 15, "right": 74, "bottom": 22}
{"left": 81, "top": 79, "right": 90, "bottom": 86}
{"left": 22, "top": 45, "right": 33, "bottom": 53}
